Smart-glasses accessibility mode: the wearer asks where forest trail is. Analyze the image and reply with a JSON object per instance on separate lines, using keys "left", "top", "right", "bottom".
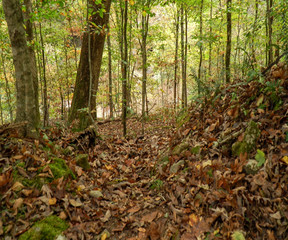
{"left": 1, "top": 66, "right": 288, "bottom": 239}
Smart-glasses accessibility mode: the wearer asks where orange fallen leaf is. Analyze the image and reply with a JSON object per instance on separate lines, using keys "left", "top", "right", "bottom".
{"left": 128, "top": 205, "right": 141, "bottom": 214}
{"left": 189, "top": 213, "right": 199, "bottom": 227}
{"left": 49, "top": 198, "right": 57, "bottom": 205}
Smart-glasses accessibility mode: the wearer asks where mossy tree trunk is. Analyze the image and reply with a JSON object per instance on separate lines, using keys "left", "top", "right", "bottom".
{"left": 3, "top": 0, "right": 39, "bottom": 137}
{"left": 68, "top": 0, "right": 111, "bottom": 130}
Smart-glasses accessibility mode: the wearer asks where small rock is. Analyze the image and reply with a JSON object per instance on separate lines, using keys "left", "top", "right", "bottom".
{"left": 170, "top": 160, "right": 185, "bottom": 174}
{"left": 244, "top": 159, "right": 261, "bottom": 175}
{"left": 89, "top": 190, "right": 103, "bottom": 198}
{"left": 56, "top": 235, "right": 67, "bottom": 240}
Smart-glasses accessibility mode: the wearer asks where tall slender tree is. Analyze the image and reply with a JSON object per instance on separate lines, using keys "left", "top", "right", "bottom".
{"left": 225, "top": 0, "right": 232, "bottom": 83}
{"left": 174, "top": 8, "right": 179, "bottom": 110}
{"left": 122, "top": 0, "right": 128, "bottom": 136}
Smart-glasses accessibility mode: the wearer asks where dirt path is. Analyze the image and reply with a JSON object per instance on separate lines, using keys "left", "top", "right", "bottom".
{"left": 64, "top": 117, "right": 177, "bottom": 239}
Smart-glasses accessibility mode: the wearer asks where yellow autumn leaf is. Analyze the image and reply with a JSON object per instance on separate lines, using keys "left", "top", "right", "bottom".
{"left": 101, "top": 233, "right": 107, "bottom": 240}
{"left": 281, "top": 156, "right": 288, "bottom": 165}
{"left": 129, "top": 0, "right": 135, "bottom": 5}
{"left": 189, "top": 213, "right": 199, "bottom": 227}
{"left": 49, "top": 198, "right": 57, "bottom": 205}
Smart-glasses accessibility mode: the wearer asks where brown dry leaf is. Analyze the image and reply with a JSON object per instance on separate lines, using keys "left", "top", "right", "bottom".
{"left": 13, "top": 198, "right": 24, "bottom": 215}
{"left": 49, "top": 198, "right": 57, "bottom": 205}
{"left": 146, "top": 222, "right": 160, "bottom": 240}
{"left": 59, "top": 211, "right": 67, "bottom": 220}
{"left": 208, "top": 123, "right": 216, "bottom": 132}
{"left": 181, "top": 232, "right": 194, "bottom": 240}
{"left": 128, "top": 205, "right": 141, "bottom": 214}
{"left": 13, "top": 155, "right": 24, "bottom": 160}
{"left": 100, "top": 210, "right": 111, "bottom": 222}
{"left": 69, "top": 198, "right": 83, "bottom": 207}
{"left": 141, "top": 211, "right": 159, "bottom": 223}
{"left": 0, "top": 170, "right": 12, "bottom": 188}
{"left": 11, "top": 181, "right": 24, "bottom": 192}
{"left": 183, "top": 128, "right": 191, "bottom": 136}
{"left": 0, "top": 219, "right": 3, "bottom": 235}
{"left": 21, "top": 189, "right": 33, "bottom": 197}
{"left": 270, "top": 211, "right": 281, "bottom": 220}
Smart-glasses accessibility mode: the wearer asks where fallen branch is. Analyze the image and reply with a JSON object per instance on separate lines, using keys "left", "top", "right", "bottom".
{"left": 261, "top": 51, "right": 288, "bottom": 76}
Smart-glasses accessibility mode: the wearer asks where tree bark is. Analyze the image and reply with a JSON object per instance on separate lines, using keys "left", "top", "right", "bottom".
{"left": 0, "top": 52, "right": 13, "bottom": 122}
{"left": 174, "top": 8, "right": 179, "bottom": 110}
{"left": 198, "top": 0, "right": 204, "bottom": 81}
{"left": 68, "top": 0, "right": 111, "bottom": 130}
{"left": 122, "top": 0, "right": 128, "bottom": 136}
{"left": 107, "top": 24, "right": 113, "bottom": 119}
{"left": 2, "top": 0, "right": 39, "bottom": 137}
{"left": 266, "top": 0, "right": 273, "bottom": 65}
{"left": 225, "top": 0, "right": 232, "bottom": 83}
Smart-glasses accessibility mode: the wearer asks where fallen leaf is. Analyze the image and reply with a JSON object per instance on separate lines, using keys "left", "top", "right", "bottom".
{"left": 189, "top": 213, "right": 199, "bottom": 227}
{"left": 13, "top": 198, "right": 24, "bottom": 215}
{"left": 59, "top": 211, "right": 67, "bottom": 220}
{"left": 0, "top": 219, "right": 3, "bottom": 235}
{"left": 281, "top": 156, "right": 288, "bottom": 165}
{"left": 141, "top": 211, "right": 159, "bottom": 223}
{"left": 49, "top": 198, "right": 57, "bottom": 205}
{"left": 100, "top": 210, "right": 111, "bottom": 222}
{"left": 270, "top": 211, "right": 281, "bottom": 220}
{"left": 21, "top": 189, "right": 33, "bottom": 197}
{"left": 128, "top": 205, "right": 141, "bottom": 214}
{"left": 69, "top": 198, "right": 83, "bottom": 207}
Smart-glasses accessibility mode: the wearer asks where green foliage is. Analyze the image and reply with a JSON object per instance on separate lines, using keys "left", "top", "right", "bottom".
{"left": 19, "top": 215, "right": 69, "bottom": 240}
{"left": 49, "top": 158, "right": 76, "bottom": 180}
{"left": 150, "top": 179, "right": 163, "bottom": 190}
{"left": 286, "top": 132, "right": 288, "bottom": 142}
{"left": 263, "top": 80, "right": 283, "bottom": 110}
{"left": 255, "top": 149, "right": 265, "bottom": 167}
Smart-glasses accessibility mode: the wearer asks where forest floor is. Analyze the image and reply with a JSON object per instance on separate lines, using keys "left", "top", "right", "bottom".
{"left": 1, "top": 63, "right": 288, "bottom": 240}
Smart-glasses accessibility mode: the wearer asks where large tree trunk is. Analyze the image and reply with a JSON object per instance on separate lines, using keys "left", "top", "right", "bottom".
{"left": 69, "top": 0, "right": 111, "bottom": 130}
{"left": 3, "top": 0, "right": 39, "bottom": 137}
{"left": 225, "top": 0, "right": 232, "bottom": 83}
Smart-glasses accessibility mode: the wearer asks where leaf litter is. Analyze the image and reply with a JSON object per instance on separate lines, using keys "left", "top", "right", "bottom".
{"left": 0, "top": 63, "right": 288, "bottom": 239}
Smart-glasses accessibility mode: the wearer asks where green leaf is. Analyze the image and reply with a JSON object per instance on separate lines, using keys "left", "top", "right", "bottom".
{"left": 255, "top": 149, "right": 265, "bottom": 167}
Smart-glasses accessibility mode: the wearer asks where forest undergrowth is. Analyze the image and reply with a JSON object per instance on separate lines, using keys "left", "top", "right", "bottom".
{"left": 0, "top": 63, "right": 288, "bottom": 240}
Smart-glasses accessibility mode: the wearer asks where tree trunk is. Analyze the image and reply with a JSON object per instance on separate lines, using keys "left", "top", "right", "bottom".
{"left": 208, "top": 0, "right": 213, "bottom": 77}
{"left": 266, "top": 0, "right": 273, "bottom": 65}
{"left": 39, "top": 22, "right": 49, "bottom": 127}
{"left": 23, "top": 0, "right": 40, "bottom": 128}
{"left": 107, "top": 24, "right": 113, "bottom": 119}
{"left": 1, "top": 52, "right": 13, "bottom": 122}
{"left": 225, "top": 0, "right": 232, "bottom": 83}
{"left": 141, "top": 1, "right": 150, "bottom": 135}
{"left": 3, "top": 0, "right": 39, "bottom": 137}
{"left": 198, "top": 0, "right": 204, "bottom": 81}
{"left": 180, "top": 4, "right": 187, "bottom": 108}
{"left": 174, "top": 8, "right": 179, "bottom": 110}
{"left": 69, "top": 0, "right": 111, "bottom": 130}
{"left": 121, "top": 0, "right": 128, "bottom": 136}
